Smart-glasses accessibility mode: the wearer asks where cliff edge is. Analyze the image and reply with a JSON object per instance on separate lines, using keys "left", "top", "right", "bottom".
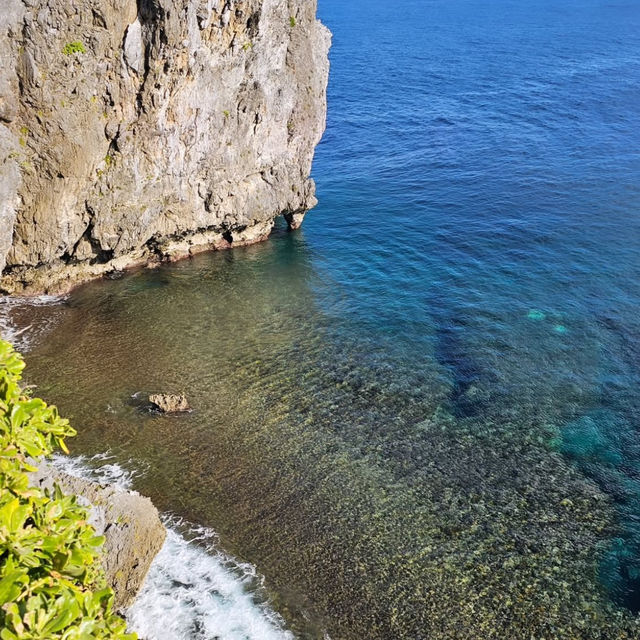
{"left": 0, "top": 0, "right": 330, "bottom": 294}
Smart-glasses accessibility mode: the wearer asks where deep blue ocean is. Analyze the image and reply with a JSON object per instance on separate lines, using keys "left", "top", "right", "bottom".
{"left": 10, "top": 0, "right": 640, "bottom": 637}
{"left": 312, "top": 0, "right": 640, "bottom": 607}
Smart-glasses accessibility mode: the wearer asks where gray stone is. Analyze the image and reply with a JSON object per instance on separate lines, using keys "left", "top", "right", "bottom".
{"left": 123, "top": 18, "right": 144, "bottom": 75}
{"left": 30, "top": 462, "right": 166, "bottom": 611}
{"left": 0, "top": 128, "right": 20, "bottom": 275}
{"left": 0, "top": 0, "right": 25, "bottom": 275}
{"left": 0, "top": 0, "right": 331, "bottom": 294}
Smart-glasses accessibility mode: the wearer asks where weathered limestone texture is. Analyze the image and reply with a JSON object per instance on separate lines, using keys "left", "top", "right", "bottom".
{"left": 149, "top": 392, "right": 191, "bottom": 412}
{"left": 0, "top": 0, "right": 331, "bottom": 293}
{"left": 30, "top": 461, "right": 166, "bottom": 610}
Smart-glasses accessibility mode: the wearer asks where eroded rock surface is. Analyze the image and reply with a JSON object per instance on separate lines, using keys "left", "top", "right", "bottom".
{"left": 30, "top": 461, "right": 166, "bottom": 610}
{"left": 149, "top": 392, "right": 190, "bottom": 412}
{"left": 0, "top": 0, "right": 330, "bottom": 294}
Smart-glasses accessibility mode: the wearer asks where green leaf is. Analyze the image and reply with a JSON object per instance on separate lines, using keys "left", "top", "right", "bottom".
{"left": 0, "top": 569, "right": 28, "bottom": 605}
{"left": 0, "top": 497, "right": 30, "bottom": 532}
{"left": 42, "top": 594, "right": 81, "bottom": 633}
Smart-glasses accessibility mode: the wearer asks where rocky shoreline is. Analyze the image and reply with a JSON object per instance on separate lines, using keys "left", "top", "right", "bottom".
{"left": 30, "top": 460, "right": 166, "bottom": 611}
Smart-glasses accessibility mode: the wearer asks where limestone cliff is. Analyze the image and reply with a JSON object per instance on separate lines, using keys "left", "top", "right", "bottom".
{"left": 0, "top": 0, "right": 330, "bottom": 294}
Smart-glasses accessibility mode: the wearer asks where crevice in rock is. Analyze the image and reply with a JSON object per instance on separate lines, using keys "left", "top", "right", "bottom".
{"left": 72, "top": 205, "right": 115, "bottom": 265}
{"left": 133, "top": 0, "right": 159, "bottom": 114}
{"left": 144, "top": 234, "right": 164, "bottom": 258}
{"left": 92, "top": 8, "right": 107, "bottom": 29}
{"left": 246, "top": 8, "right": 261, "bottom": 38}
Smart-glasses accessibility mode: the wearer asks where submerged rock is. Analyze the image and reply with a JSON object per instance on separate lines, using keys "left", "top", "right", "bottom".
{"left": 149, "top": 392, "right": 191, "bottom": 413}
{"left": 0, "top": 0, "right": 331, "bottom": 294}
{"left": 30, "top": 462, "right": 166, "bottom": 611}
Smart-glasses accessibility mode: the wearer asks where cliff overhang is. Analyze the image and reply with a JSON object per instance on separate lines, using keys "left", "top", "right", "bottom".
{"left": 0, "top": 0, "right": 331, "bottom": 294}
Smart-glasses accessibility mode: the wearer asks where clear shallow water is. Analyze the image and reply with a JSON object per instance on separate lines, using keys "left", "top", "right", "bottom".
{"left": 5, "top": 0, "right": 640, "bottom": 637}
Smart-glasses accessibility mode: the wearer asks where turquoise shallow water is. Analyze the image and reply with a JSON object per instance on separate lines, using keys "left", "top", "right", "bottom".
{"left": 5, "top": 0, "right": 640, "bottom": 637}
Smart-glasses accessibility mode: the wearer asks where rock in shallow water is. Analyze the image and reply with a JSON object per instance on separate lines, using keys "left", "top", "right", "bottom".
{"left": 149, "top": 392, "right": 191, "bottom": 413}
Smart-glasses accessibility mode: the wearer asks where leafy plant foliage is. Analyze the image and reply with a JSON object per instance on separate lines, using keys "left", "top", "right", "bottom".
{"left": 62, "top": 41, "right": 86, "bottom": 55}
{"left": 0, "top": 340, "right": 135, "bottom": 639}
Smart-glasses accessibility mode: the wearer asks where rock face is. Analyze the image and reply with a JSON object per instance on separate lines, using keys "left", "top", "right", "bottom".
{"left": 30, "top": 462, "right": 166, "bottom": 610}
{"left": 149, "top": 392, "right": 190, "bottom": 412}
{"left": 0, "top": 0, "right": 330, "bottom": 294}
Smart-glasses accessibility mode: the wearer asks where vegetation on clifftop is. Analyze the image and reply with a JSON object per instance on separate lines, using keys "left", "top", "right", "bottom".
{"left": 0, "top": 339, "right": 134, "bottom": 639}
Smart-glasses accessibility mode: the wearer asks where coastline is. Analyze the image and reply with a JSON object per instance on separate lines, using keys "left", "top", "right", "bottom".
{"left": 29, "top": 459, "right": 165, "bottom": 611}
{"left": 3, "top": 0, "right": 640, "bottom": 634}
{"left": 0, "top": 317, "right": 298, "bottom": 639}
{"left": 0, "top": 216, "right": 291, "bottom": 297}
{"left": 49, "top": 453, "right": 296, "bottom": 639}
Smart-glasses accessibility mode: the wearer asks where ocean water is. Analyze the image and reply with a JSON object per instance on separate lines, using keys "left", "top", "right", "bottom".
{"left": 5, "top": 0, "right": 640, "bottom": 637}
{"left": 49, "top": 454, "right": 293, "bottom": 640}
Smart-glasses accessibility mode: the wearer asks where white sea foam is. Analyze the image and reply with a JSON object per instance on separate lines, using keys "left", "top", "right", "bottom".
{"left": 50, "top": 454, "right": 294, "bottom": 640}
{"left": 0, "top": 294, "right": 66, "bottom": 351}
{"left": 128, "top": 516, "right": 294, "bottom": 640}
{"left": 50, "top": 451, "right": 142, "bottom": 491}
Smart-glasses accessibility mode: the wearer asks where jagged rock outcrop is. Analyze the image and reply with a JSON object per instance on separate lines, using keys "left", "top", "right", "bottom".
{"left": 30, "top": 461, "right": 166, "bottom": 610}
{"left": 149, "top": 392, "right": 190, "bottom": 412}
{"left": 0, "top": 0, "right": 330, "bottom": 294}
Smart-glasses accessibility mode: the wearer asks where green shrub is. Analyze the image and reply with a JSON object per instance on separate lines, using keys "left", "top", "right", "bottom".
{"left": 289, "top": 16, "right": 296, "bottom": 27}
{"left": 0, "top": 339, "right": 135, "bottom": 640}
{"left": 62, "top": 41, "right": 86, "bottom": 56}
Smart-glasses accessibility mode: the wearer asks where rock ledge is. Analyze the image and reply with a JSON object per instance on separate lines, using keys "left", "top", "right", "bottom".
{"left": 30, "top": 461, "right": 166, "bottom": 611}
